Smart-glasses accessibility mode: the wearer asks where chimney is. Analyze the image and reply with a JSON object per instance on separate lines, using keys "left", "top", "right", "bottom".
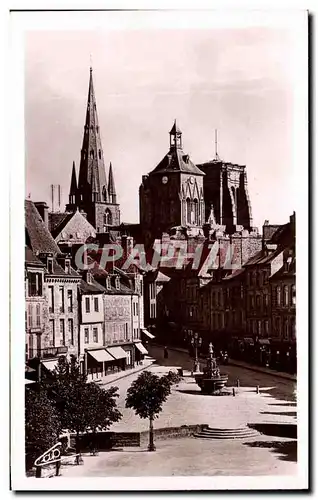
{"left": 34, "top": 202, "right": 49, "bottom": 229}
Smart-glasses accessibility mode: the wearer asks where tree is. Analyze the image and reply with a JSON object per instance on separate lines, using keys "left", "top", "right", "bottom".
{"left": 25, "top": 387, "right": 61, "bottom": 470}
{"left": 48, "top": 356, "right": 121, "bottom": 460}
{"left": 125, "top": 370, "right": 180, "bottom": 451}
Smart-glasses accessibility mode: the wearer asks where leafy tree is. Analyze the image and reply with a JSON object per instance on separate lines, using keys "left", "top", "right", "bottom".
{"left": 125, "top": 370, "right": 180, "bottom": 451}
{"left": 48, "top": 356, "right": 121, "bottom": 460}
{"left": 25, "top": 387, "right": 60, "bottom": 470}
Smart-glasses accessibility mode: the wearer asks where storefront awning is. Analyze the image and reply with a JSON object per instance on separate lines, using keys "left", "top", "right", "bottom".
{"left": 134, "top": 342, "right": 148, "bottom": 355}
{"left": 88, "top": 349, "right": 115, "bottom": 363}
{"left": 259, "top": 338, "right": 270, "bottom": 345}
{"left": 106, "top": 346, "right": 127, "bottom": 360}
{"left": 41, "top": 359, "right": 59, "bottom": 372}
{"left": 142, "top": 329, "right": 155, "bottom": 339}
{"left": 25, "top": 379, "right": 36, "bottom": 385}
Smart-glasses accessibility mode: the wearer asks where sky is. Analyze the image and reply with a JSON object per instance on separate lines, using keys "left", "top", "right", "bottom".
{"left": 25, "top": 22, "right": 297, "bottom": 230}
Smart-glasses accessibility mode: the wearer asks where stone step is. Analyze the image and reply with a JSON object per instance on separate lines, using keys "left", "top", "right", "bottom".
{"left": 193, "top": 426, "right": 260, "bottom": 440}
{"left": 193, "top": 433, "right": 258, "bottom": 440}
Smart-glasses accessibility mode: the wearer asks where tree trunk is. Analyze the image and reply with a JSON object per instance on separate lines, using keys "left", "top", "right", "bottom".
{"left": 148, "top": 415, "right": 156, "bottom": 451}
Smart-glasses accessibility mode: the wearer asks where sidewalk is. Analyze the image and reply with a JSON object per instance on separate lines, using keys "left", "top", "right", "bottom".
{"left": 152, "top": 344, "right": 296, "bottom": 382}
{"left": 96, "top": 357, "right": 156, "bottom": 387}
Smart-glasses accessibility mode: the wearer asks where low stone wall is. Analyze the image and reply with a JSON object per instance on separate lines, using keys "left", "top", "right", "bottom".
{"left": 140, "top": 424, "right": 209, "bottom": 446}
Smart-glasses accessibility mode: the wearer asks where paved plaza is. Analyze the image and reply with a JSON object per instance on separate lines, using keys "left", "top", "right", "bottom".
{"left": 57, "top": 346, "right": 297, "bottom": 478}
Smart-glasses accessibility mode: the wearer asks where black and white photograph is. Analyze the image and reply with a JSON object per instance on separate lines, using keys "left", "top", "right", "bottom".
{"left": 9, "top": 6, "right": 308, "bottom": 491}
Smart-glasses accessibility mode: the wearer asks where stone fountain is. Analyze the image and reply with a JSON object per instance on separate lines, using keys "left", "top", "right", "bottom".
{"left": 194, "top": 342, "right": 228, "bottom": 394}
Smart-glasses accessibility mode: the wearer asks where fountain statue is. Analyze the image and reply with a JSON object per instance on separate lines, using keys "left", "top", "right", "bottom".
{"left": 194, "top": 342, "right": 228, "bottom": 394}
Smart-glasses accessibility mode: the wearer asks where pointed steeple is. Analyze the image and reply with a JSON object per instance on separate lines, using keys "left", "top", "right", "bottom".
{"left": 77, "top": 66, "right": 108, "bottom": 205}
{"left": 66, "top": 161, "right": 78, "bottom": 212}
{"left": 69, "top": 161, "right": 77, "bottom": 195}
{"left": 108, "top": 162, "right": 117, "bottom": 204}
{"left": 169, "top": 119, "right": 182, "bottom": 150}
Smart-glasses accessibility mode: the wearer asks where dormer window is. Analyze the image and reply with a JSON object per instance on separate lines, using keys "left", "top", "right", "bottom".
{"left": 47, "top": 256, "right": 53, "bottom": 274}
{"left": 106, "top": 277, "right": 111, "bottom": 290}
{"left": 86, "top": 271, "right": 93, "bottom": 284}
{"left": 115, "top": 277, "right": 120, "bottom": 290}
{"left": 65, "top": 259, "right": 71, "bottom": 274}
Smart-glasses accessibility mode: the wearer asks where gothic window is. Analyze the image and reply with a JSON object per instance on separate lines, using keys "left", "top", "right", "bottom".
{"left": 90, "top": 149, "right": 94, "bottom": 159}
{"left": 104, "top": 209, "right": 112, "bottom": 226}
{"left": 193, "top": 199, "right": 199, "bottom": 225}
{"left": 102, "top": 185, "right": 107, "bottom": 201}
{"left": 186, "top": 198, "right": 191, "bottom": 224}
{"left": 98, "top": 149, "right": 102, "bottom": 160}
{"left": 283, "top": 285, "right": 289, "bottom": 307}
{"left": 96, "top": 126, "right": 99, "bottom": 133}
{"left": 291, "top": 284, "right": 296, "bottom": 305}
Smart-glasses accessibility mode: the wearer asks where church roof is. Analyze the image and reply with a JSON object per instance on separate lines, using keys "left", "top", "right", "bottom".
{"left": 108, "top": 162, "right": 116, "bottom": 196}
{"left": 49, "top": 212, "right": 74, "bottom": 238}
{"left": 150, "top": 148, "right": 205, "bottom": 176}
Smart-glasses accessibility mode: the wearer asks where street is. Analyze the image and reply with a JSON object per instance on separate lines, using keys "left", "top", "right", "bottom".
{"left": 146, "top": 344, "right": 297, "bottom": 403}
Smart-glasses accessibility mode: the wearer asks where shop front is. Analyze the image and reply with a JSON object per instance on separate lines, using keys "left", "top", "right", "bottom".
{"left": 86, "top": 349, "right": 116, "bottom": 380}
{"left": 134, "top": 341, "right": 149, "bottom": 365}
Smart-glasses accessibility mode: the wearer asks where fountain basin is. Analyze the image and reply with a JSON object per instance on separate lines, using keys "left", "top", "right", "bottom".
{"left": 195, "top": 374, "right": 229, "bottom": 394}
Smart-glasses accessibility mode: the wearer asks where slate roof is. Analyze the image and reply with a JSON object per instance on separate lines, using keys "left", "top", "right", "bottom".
{"left": 150, "top": 148, "right": 205, "bottom": 176}
{"left": 49, "top": 212, "right": 74, "bottom": 237}
{"left": 25, "top": 246, "right": 45, "bottom": 267}
{"left": 25, "top": 200, "right": 61, "bottom": 256}
{"left": 79, "top": 278, "right": 106, "bottom": 294}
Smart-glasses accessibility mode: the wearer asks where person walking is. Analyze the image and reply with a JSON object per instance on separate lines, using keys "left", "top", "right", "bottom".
{"left": 164, "top": 346, "right": 169, "bottom": 359}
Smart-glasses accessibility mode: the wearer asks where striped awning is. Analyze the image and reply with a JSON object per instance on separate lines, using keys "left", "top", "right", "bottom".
{"left": 88, "top": 349, "right": 115, "bottom": 363}
{"left": 106, "top": 346, "right": 127, "bottom": 360}
{"left": 41, "top": 359, "right": 58, "bottom": 371}
{"left": 134, "top": 342, "right": 148, "bottom": 355}
{"left": 142, "top": 329, "right": 155, "bottom": 339}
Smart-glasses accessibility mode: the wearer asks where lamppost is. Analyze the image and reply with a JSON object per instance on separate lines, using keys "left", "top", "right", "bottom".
{"left": 190, "top": 332, "right": 202, "bottom": 373}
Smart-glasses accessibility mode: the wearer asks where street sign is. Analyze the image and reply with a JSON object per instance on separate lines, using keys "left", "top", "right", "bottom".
{"left": 34, "top": 442, "right": 62, "bottom": 467}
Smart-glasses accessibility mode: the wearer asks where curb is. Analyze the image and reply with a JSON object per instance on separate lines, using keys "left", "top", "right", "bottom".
{"left": 100, "top": 360, "right": 156, "bottom": 386}
{"left": 150, "top": 344, "right": 296, "bottom": 382}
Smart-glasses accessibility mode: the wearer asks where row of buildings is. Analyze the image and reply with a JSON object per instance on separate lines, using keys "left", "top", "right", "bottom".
{"left": 25, "top": 199, "right": 151, "bottom": 381}
{"left": 25, "top": 66, "right": 296, "bottom": 378}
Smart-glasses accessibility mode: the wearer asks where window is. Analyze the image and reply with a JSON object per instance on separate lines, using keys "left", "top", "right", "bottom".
{"left": 263, "top": 270, "right": 267, "bottom": 284}
{"left": 275, "top": 317, "right": 281, "bottom": 336}
{"left": 84, "top": 328, "right": 89, "bottom": 344}
{"left": 256, "top": 295, "right": 261, "bottom": 309}
{"left": 250, "top": 295, "right": 255, "bottom": 310}
{"left": 85, "top": 297, "right": 90, "bottom": 313}
{"left": 68, "top": 319, "right": 74, "bottom": 346}
{"left": 276, "top": 286, "right": 281, "bottom": 306}
{"left": 284, "top": 319, "right": 289, "bottom": 339}
{"left": 98, "top": 149, "right": 101, "bottom": 160}
{"left": 65, "top": 259, "right": 71, "bottom": 274}
{"left": 290, "top": 317, "right": 296, "bottom": 339}
{"left": 291, "top": 284, "right": 296, "bottom": 306}
{"left": 27, "top": 272, "right": 42, "bottom": 296}
{"left": 263, "top": 292, "right": 269, "bottom": 309}
{"left": 36, "top": 304, "right": 41, "bottom": 327}
{"left": 93, "top": 327, "right": 98, "bottom": 343}
{"left": 67, "top": 290, "right": 73, "bottom": 312}
{"left": 49, "top": 319, "right": 55, "bottom": 346}
{"left": 28, "top": 303, "right": 33, "bottom": 328}
{"left": 125, "top": 323, "right": 128, "bottom": 340}
{"left": 59, "top": 286, "right": 64, "bottom": 313}
{"left": 283, "top": 286, "right": 289, "bottom": 307}
{"left": 106, "top": 277, "right": 111, "bottom": 290}
{"left": 104, "top": 210, "right": 112, "bottom": 226}
{"left": 60, "top": 319, "right": 65, "bottom": 346}
{"left": 94, "top": 297, "right": 99, "bottom": 312}
{"left": 48, "top": 286, "right": 54, "bottom": 313}
{"left": 264, "top": 320, "right": 269, "bottom": 337}
{"left": 47, "top": 257, "right": 53, "bottom": 274}
{"left": 115, "top": 277, "right": 120, "bottom": 290}
{"left": 258, "top": 320, "right": 262, "bottom": 335}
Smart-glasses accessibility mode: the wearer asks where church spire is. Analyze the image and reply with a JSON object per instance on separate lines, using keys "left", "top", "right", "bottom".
{"left": 169, "top": 119, "right": 182, "bottom": 150}
{"left": 77, "top": 66, "right": 108, "bottom": 207}
{"left": 66, "top": 161, "right": 78, "bottom": 212}
{"left": 108, "top": 162, "right": 117, "bottom": 204}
